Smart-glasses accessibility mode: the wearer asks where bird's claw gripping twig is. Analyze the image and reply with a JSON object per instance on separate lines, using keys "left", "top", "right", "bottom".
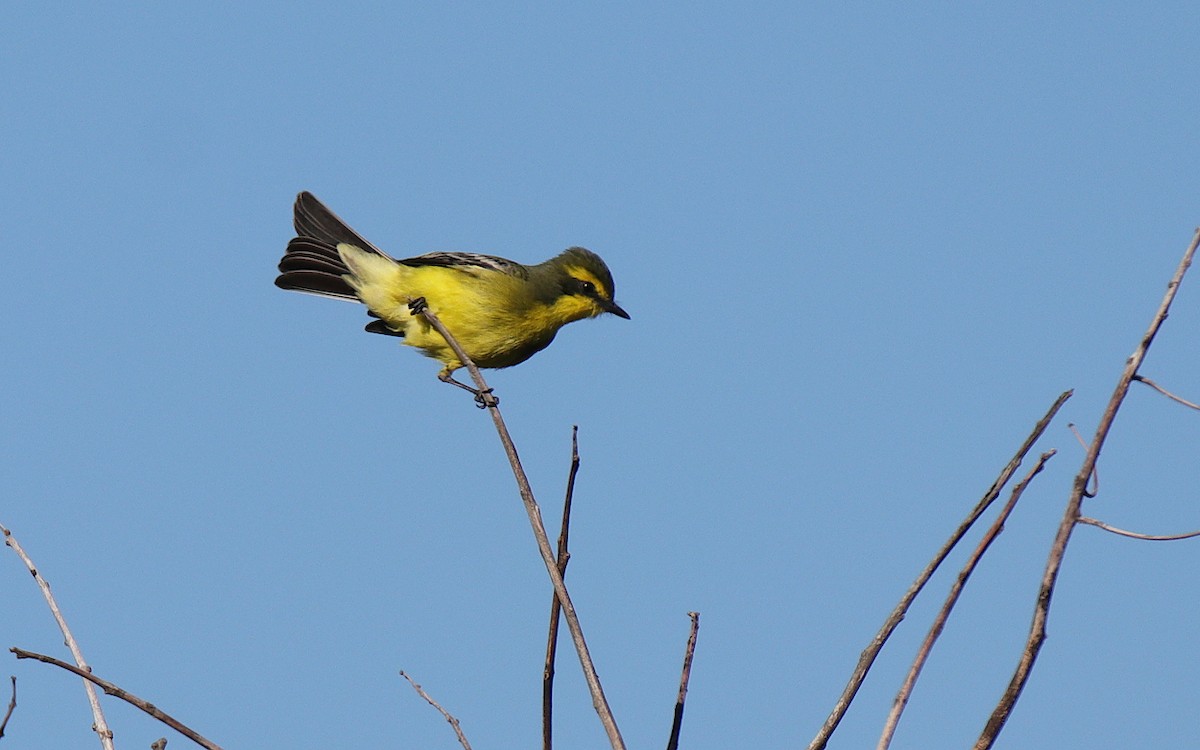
{"left": 437, "top": 371, "right": 500, "bottom": 408}
{"left": 407, "top": 296, "right": 428, "bottom": 315}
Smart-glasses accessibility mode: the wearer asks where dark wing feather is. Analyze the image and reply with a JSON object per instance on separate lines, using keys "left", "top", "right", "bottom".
{"left": 400, "top": 251, "right": 529, "bottom": 279}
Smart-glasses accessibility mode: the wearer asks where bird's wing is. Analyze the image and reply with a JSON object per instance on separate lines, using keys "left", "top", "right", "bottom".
{"left": 293, "top": 191, "right": 389, "bottom": 257}
{"left": 400, "top": 251, "right": 530, "bottom": 280}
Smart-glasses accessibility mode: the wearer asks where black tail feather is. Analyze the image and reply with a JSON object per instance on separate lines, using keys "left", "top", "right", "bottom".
{"left": 364, "top": 319, "right": 404, "bottom": 337}
{"left": 274, "top": 269, "right": 356, "bottom": 298}
{"left": 276, "top": 193, "right": 406, "bottom": 333}
{"left": 275, "top": 193, "right": 390, "bottom": 300}
{"left": 292, "top": 191, "right": 386, "bottom": 255}
{"left": 278, "top": 240, "right": 348, "bottom": 276}
{"left": 275, "top": 236, "right": 356, "bottom": 299}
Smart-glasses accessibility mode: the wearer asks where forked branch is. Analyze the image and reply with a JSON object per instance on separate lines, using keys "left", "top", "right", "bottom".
{"left": 10, "top": 648, "right": 221, "bottom": 750}
{"left": 414, "top": 306, "right": 625, "bottom": 750}
{"left": 975, "top": 227, "right": 1200, "bottom": 750}
{"left": 1, "top": 523, "right": 114, "bottom": 750}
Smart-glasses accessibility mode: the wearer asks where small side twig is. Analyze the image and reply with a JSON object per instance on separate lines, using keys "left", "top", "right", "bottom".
{"left": 414, "top": 306, "right": 625, "bottom": 750}
{"left": 877, "top": 450, "right": 1056, "bottom": 750}
{"left": 665, "top": 612, "right": 701, "bottom": 750}
{"left": 10, "top": 648, "right": 221, "bottom": 750}
{"left": 1067, "top": 424, "right": 1098, "bottom": 496}
{"left": 1133, "top": 374, "right": 1200, "bottom": 411}
{"left": 1, "top": 523, "right": 114, "bottom": 750}
{"left": 1078, "top": 516, "right": 1200, "bottom": 541}
{"left": 807, "top": 389, "right": 1071, "bottom": 750}
{"left": 400, "top": 671, "right": 473, "bottom": 750}
{"left": 975, "top": 227, "right": 1200, "bottom": 750}
{"left": 0, "top": 676, "right": 15, "bottom": 738}
{"left": 543, "top": 426, "right": 581, "bottom": 750}
{"left": 151, "top": 739, "right": 168, "bottom": 750}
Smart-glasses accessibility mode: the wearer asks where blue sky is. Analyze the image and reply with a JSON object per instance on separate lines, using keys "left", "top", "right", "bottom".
{"left": 3, "top": 3, "right": 1199, "bottom": 748}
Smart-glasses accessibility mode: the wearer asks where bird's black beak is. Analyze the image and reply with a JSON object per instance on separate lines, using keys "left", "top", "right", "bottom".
{"left": 604, "top": 299, "right": 630, "bottom": 319}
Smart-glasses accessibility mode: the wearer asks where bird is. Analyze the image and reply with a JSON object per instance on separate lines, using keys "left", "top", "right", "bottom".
{"left": 275, "top": 192, "right": 629, "bottom": 400}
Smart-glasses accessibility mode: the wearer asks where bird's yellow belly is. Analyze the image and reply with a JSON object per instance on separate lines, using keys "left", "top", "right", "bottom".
{"left": 366, "top": 265, "right": 554, "bottom": 371}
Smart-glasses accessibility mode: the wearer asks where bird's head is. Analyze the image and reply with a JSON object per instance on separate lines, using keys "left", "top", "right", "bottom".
{"left": 542, "top": 247, "right": 630, "bottom": 323}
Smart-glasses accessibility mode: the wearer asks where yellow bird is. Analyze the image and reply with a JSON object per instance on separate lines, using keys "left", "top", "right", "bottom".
{"left": 275, "top": 192, "right": 629, "bottom": 398}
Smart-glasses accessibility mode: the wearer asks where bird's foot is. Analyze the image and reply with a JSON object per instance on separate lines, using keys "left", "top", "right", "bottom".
{"left": 407, "top": 296, "right": 428, "bottom": 315}
{"left": 438, "top": 372, "right": 500, "bottom": 408}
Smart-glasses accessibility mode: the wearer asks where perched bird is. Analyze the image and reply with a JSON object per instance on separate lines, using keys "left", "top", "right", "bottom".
{"left": 275, "top": 192, "right": 629, "bottom": 397}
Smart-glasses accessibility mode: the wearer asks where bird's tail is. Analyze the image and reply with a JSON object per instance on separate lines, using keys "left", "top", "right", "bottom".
{"left": 274, "top": 192, "right": 390, "bottom": 300}
{"left": 275, "top": 192, "right": 407, "bottom": 337}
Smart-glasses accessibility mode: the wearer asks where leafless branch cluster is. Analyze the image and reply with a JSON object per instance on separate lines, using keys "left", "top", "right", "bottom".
{"left": 9, "top": 649, "right": 220, "bottom": 750}
{"left": 0, "top": 309, "right": 702, "bottom": 749}
{"left": 2, "top": 523, "right": 115, "bottom": 750}
{"left": 4, "top": 228, "right": 1195, "bottom": 749}
{"left": 810, "top": 227, "right": 1200, "bottom": 750}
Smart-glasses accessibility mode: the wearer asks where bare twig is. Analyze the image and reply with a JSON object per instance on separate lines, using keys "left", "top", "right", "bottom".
{"left": 878, "top": 451, "right": 1056, "bottom": 750}
{"left": 1067, "top": 424, "right": 1098, "bottom": 496}
{"left": 414, "top": 306, "right": 625, "bottom": 750}
{"left": 1133, "top": 374, "right": 1200, "bottom": 411}
{"left": 1078, "top": 516, "right": 1200, "bottom": 541}
{"left": 544, "top": 426, "right": 581, "bottom": 750}
{"left": 0, "top": 676, "right": 15, "bottom": 738}
{"left": 10, "top": 648, "right": 222, "bottom": 750}
{"left": 665, "top": 612, "right": 701, "bottom": 750}
{"left": 0, "top": 523, "right": 114, "bottom": 750}
{"left": 807, "top": 389, "right": 1071, "bottom": 750}
{"left": 976, "top": 227, "right": 1200, "bottom": 750}
{"left": 400, "top": 671, "right": 473, "bottom": 750}
{"left": 151, "top": 739, "right": 168, "bottom": 750}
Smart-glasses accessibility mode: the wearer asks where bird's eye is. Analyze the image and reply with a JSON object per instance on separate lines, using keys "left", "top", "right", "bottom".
{"left": 578, "top": 280, "right": 596, "bottom": 294}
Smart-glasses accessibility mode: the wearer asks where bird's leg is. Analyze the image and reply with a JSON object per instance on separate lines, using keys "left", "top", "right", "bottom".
{"left": 411, "top": 297, "right": 499, "bottom": 408}
{"left": 437, "top": 370, "right": 499, "bottom": 409}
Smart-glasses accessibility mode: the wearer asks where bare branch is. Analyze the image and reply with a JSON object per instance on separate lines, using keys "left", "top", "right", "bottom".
{"left": 414, "top": 306, "right": 625, "bottom": 750}
{"left": 544, "top": 426, "right": 581, "bottom": 750}
{"left": 0, "top": 523, "right": 114, "bottom": 750}
{"left": 10, "top": 648, "right": 222, "bottom": 750}
{"left": 878, "top": 450, "right": 1056, "bottom": 750}
{"left": 975, "top": 227, "right": 1200, "bottom": 750}
{"left": 400, "top": 671, "right": 473, "bottom": 750}
{"left": 0, "top": 676, "right": 15, "bottom": 739}
{"left": 1133, "top": 374, "right": 1200, "bottom": 411}
{"left": 1078, "top": 516, "right": 1200, "bottom": 541}
{"left": 665, "top": 612, "right": 701, "bottom": 750}
{"left": 807, "top": 389, "right": 1071, "bottom": 750}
